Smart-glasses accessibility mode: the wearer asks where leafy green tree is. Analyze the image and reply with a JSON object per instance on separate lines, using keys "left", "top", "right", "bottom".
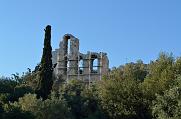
{"left": 12, "top": 73, "right": 24, "bottom": 84}
{"left": 38, "top": 98, "right": 70, "bottom": 119}
{"left": 12, "top": 85, "right": 33, "bottom": 101}
{"left": 123, "top": 60, "right": 148, "bottom": 81}
{"left": 13, "top": 93, "right": 70, "bottom": 119}
{"left": 20, "top": 66, "right": 41, "bottom": 91}
{"left": 36, "top": 25, "right": 53, "bottom": 100}
{"left": 152, "top": 76, "right": 181, "bottom": 119}
{"left": 101, "top": 60, "right": 150, "bottom": 118}
{"left": 0, "top": 93, "right": 11, "bottom": 104}
{"left": 0, "top": 73, "right": 36, "bottom": 102}
{"left": 59, "top": 80, "right": 85, "bottom": 119}
{"left": 81, "top": 85, "right": 107, "bottom": 119}
{"left": 140, "top": 53, "right": 177, "bottom": 118}
{"left": 0, "top": 77, "right": 17, "bottom": 94}
{"left": 0, "top": 76, "right": 34, "bottom": 102}
{"left": 3, "top": 103, "right": 35, "bottom": 119}
{"left": 142, "top": 53, "right": 175, "bottom": 101}
{"left": 59, "top": 80, "right": 106, "bottom": 119}
{"left": 106, "top": 60, "right": 148, "bottom": 82}
{"left": 97, "top": 78, "right": 149, "bottom": 119}
{"left": 107, "top": 67, "right": 124, "bottom": 80}
{"left": 173, "top": 57, "right": 181, "bottom": 76}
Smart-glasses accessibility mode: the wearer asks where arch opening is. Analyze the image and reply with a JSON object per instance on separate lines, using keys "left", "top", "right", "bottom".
{"left": 79, "top": 56, "right": 84, "bottom": 74}
{"left": 91, "top": 54, "right": 98, "bottom": 73}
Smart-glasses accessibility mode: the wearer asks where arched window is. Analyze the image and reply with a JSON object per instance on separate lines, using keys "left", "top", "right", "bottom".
{"left": 67, "top": 39, "right": 71, "bottom": 68}
{"left": 63, "top": 35, "right": 71, "bottom": 72}
{"left": 91, "top": 54, "right": 98, "bottom": 73}
{"left": 79, "top": 59, "right": 83, "bottom": 74}
{"left": 78, "top": 56, "right": 83, "bottom": 74}
{"left": 93, "top": 58, "right": 98, "bottom": 71}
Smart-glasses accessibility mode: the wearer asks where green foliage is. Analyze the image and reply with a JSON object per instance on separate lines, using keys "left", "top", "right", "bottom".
{"left": 107, "top": 60, "right": 148, "bottom": 82}
{"left": 142, "top": 53, "right": 175, "bottom": 101}
{"left": 36, "top": 25, "right": 53, "bottom": 100}
{"left": 1, "top": 52, "right": 181, "bottom": 119}
{"left": 98, "top": 77, "right": 149, "bottom": 119}
{"left": 12, "top": 73, "right": 24, "bottom": 84}
{"left": 60, "top": 80, "right": 90, "bottom": 119}
{"left": 123, "top": 60, "right": 148, "bottom": 81}
{"left": 13, "top": 93, "right": 70, "bottom": 119}
{"left": 81, "top": 85, "right": 107, "bottom": 119}
{"left": 140, "top": 53, "right": 181, "bottom": 115}
{"left": 0, "top": 93, "right": 11, "bottom": 104}
{"left": 2, "top": 103, "right": 35, "bottom": 119}
{"left": 12, "top": 85, "right": 34, "bottom": 101}
{"left": 139, "top": 53, "right": 181, "bottom": 119}
{"left": 0, "top": 77, "right": 17, "bottom": 94}
{"left": 0, "top": 76, "right": 33, "bottom": 102}
{"left": 152, "top": 77, "right": 181, "bottom": 119}
{"left": 59, "top": 80, "right": 106, "bottom": 119}
{"left": 24, "top": 72, "right": 39, "bottom": 90}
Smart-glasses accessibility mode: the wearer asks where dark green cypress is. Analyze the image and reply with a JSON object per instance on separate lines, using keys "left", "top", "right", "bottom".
{"left": 36, "top": 25, "right": 53, "bottom": 100}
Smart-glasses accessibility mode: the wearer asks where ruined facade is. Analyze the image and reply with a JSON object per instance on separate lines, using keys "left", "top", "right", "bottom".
{"left": 52, "top": 34, "right": 109, "bottom": 84}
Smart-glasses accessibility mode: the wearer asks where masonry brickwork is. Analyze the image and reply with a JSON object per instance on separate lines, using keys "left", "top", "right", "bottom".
{"left": 52, "top": 34, "right": 109, "bottom": 84}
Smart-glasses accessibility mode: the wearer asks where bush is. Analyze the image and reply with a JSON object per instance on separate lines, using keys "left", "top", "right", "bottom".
{"left": 13, "top": 93, "right": 70, "bottom": 119}
{"left": 97, "top": 78, "right": 149, "bottom": 119}
{"left": 152, "top": 77, "right": 181, "bottom": 119}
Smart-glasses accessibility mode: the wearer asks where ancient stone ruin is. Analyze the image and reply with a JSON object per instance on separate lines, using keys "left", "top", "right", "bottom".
{"left": 52, "top": 34, "right": 109, "bottom": 84}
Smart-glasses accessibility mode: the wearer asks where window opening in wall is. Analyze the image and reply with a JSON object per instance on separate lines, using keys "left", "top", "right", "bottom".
{"left": 91, "top": 55, "right": 98, "bottom": 73}
{"left": 67, "top": 39, "right": 71, "bottom": 68}
{"left": 93, "top": 58, "right": 98, "bottom": 73}
{"left": 79, "top": 58, "right": 83, "bottom": 74}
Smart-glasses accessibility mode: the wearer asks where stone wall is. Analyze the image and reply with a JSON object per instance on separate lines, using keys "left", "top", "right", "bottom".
{"left": 52, "top": 34, "right": 109, "bottom": 83}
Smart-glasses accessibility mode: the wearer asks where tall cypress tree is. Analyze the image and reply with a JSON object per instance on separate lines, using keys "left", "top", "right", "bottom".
{"left": 36, "top": 25, "right": 53, "bottom": 100}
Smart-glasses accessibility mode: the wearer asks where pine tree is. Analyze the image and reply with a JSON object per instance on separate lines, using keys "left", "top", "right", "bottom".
{"left": 36, "top": 25, "right": 53, "bottom": 100}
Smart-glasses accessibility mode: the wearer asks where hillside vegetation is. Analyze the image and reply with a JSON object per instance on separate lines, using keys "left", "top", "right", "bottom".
{"left": 0, "top": 26, "right": 181, "bottom": 119}
{"left": 1, "top": 52, "right": 181, "bottom": 119}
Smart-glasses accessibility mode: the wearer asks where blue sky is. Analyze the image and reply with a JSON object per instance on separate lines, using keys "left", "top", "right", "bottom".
{"left": 0, "top": 0, "right": 181, "bottom": 76}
